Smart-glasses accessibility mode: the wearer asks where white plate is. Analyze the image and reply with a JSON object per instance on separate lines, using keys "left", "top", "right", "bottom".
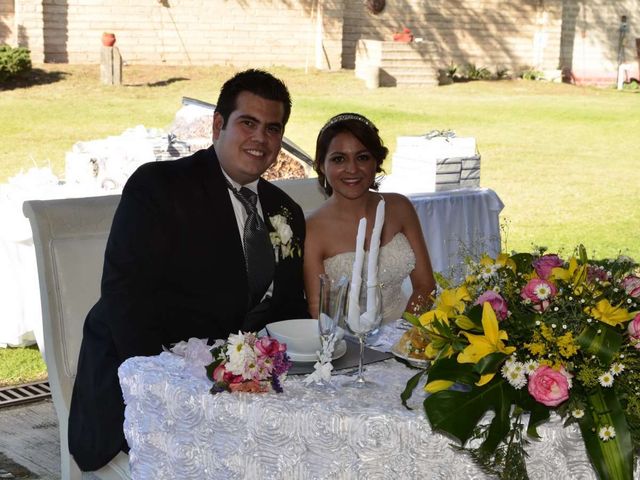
{"left": 287, "top": 339, "right": 347, "bottom": 363}
{"left": 390, "top": 344, "right": 430, "bottom": 368}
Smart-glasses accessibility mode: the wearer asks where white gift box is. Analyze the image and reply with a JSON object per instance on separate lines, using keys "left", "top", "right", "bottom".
{"left": 383, "top": 133, "right": 480, "bottom": 194}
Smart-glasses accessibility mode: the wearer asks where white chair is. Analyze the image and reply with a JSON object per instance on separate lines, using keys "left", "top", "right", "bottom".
{"left": 273, "top": 177, "right": 327, "bottom": 214}
{"left": 23, "top": 195, "right": 130, "bottom": 480}
{"left": 21, "top": 178, "right": 325, "bottom": 479}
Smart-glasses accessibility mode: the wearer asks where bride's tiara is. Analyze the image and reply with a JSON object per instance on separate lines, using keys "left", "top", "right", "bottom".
{"left": 319, "top": 113, "right": 376, "bottom": 136}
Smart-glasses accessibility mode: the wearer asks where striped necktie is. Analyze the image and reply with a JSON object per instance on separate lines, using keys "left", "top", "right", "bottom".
{"left": 226, "top": 181, "right": 275, "bottom": 308}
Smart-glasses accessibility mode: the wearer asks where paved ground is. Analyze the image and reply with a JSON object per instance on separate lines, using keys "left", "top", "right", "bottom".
{"left": 0, "top": 400, "right": 60, "bottom": 479}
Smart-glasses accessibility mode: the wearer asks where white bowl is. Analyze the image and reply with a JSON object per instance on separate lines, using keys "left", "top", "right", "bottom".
{"left": 266, "top": 319, "right": 320, "bottom": 354}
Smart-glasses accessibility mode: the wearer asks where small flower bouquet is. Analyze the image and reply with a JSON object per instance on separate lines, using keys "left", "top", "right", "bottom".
{"left": 403, "top": 245, "right": 640, "bottom": 479}
{"left": 205, "top": 331, "right": 291, "bottom": 394}
{"left": 269, "top": 208, "right": 301, "bottom": 262}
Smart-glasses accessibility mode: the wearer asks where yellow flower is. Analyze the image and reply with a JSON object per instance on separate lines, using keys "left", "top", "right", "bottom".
{"left": 424, "top": 379, "right": 455, "bottom": 393}
{"left": 480, "top": 253, "right": 516, "bottom": 272}
{"left": 435, "top": 286, "right": 470, "bottom": 317}
{"left": 524, "top": 342, "right": 546, "bottom": 356}
{"left": 586, "top": 299, "right": 636, "bottom": 327}
{"left": 556, "top": 332, "right": 579, "bottom": 358}
{"left": 418, "top": 309, "right": 449, "bottom": 327}
{"left": 455, "top": 315, "right": 477, "bottom": 331}
{"left": 457, "top": 302, "right": 516, "bottom": 365}
{"left": 540, "top": 323, "right": 555, "bottom": 342}
{"left": 551, "top": 257, "right": 587, "bottom": 294}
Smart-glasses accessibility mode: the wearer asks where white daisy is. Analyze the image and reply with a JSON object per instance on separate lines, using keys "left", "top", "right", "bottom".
{"left": 534, "top": 283, "right": 552, "bottom": 300}
{"left": 598, "top": 372, "right": 614, "bottom": 387}
{"left": 598, "top": 425, "right": 616, "bottom": 441}
{"left": 610, "top": 363, "right": 625, "bottom": 376}
{"left": 524, "top": 360, "right": 539, "bottom": 375}
{"left": 571, "top": 409, "right": 584, "bottom": 419}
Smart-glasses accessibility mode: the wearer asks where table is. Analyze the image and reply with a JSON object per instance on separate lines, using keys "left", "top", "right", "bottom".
{"left": 407, "top": 188, "right": 503, "bottom": 280}
{"left": 0, "top": 186, "right": 503, "bottom": 348}
{"left": 119, "top": 349, "right": 605, "bottom": 479}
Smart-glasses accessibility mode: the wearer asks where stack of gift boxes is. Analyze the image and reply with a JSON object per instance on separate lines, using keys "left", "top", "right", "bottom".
{"left": 381, "top": 131, "right": 481, "bottom": 194}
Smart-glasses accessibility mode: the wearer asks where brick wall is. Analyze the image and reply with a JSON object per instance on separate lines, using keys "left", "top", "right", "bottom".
{"left": 3, "top": 0, "right": 638, "bottom": 85}
{"left": 22, "top": 0, "right": 345, "bottom": 68}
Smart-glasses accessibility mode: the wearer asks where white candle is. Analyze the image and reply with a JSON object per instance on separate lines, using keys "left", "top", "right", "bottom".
{"left": 366, "top": 198, "right": 385, "bottom": 319}
{"left": 348, "top": 217, "right": 367, "bottom": 332}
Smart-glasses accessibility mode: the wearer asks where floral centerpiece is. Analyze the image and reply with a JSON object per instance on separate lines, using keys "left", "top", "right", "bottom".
{"left": 205, "top": 331, "right": 291, "bottom": 394}
{"left": 403, "top": 246, "right": 640, "bottom": 479}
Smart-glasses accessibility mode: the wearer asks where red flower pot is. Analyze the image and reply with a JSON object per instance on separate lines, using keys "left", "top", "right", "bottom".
{"left": 102, "top": 32, "right": 116, "bottom": 47}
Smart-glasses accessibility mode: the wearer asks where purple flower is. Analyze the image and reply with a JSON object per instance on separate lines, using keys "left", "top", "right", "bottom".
{"left": 474, "top": 290, "right": 508, "bottom": 320}
{"left": 533, "top": 254, "right": 563, "bottom": 280}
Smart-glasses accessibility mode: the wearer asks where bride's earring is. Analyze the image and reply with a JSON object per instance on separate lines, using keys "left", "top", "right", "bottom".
{"left": 323, "top": 177, "right": 327, "bottom": 190}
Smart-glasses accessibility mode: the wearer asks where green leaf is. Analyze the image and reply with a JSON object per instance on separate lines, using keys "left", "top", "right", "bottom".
{"left": 427, "top": 357, "right": 477, "bottom": 386}
{"left": 578, "top": 386, "right": 634, "bottom": 480}
{"left": 401, "top": 311, "right": 421, "bottom": 327}
{"left": 510, "top": 253, "right": 534, "bottom": 273}
{"left": 424, "top": 376, "right": 511, "bottom": 445}
{"left": 466, "top": 304, "right": 484, "bottom": 325}
{"left": 401, "top": 369, "right": 426, "bottom": 410}
{"left": 577, "top": 324, "right": 623, "bottom": 365}
{"left": 481, "top": 381, "right": 514, "bottom": 453}
{"left": 434, "top": 271, "right": 452, "bottom": 289}
{"left": 474, "top": 352, "right": 507, "bottom": 376}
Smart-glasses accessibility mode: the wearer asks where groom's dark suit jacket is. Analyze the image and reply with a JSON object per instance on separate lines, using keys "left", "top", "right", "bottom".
{"left": 68, "top": 146, "right": 309, "bottom": 471}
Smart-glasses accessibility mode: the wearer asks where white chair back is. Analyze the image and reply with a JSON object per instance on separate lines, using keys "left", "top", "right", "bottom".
{"left": 21, "top": 177, "right": 325, "bottom": 479}
{"left": 23, "top": 195, "right": 130, "bottom": 480}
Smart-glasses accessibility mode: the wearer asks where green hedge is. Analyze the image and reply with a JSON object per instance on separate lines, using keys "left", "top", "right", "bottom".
{"left": 0, "top": 44, "right": 32, "bottom": 82}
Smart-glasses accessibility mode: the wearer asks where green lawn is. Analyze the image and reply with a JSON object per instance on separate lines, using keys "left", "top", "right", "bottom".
{"left": 1, "top": 64, "right": 639, "bottom": 384}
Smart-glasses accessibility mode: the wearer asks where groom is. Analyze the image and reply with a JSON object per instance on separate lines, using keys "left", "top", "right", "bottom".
{"left": 68, "top": 69, "right": 309, "bottom": 471}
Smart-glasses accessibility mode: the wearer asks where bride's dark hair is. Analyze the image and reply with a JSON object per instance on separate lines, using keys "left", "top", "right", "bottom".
{"left": 313, "top": 113, "right": 387, "bottom": 196}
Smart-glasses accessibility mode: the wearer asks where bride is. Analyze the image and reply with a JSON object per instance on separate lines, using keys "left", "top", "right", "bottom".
{"left": 304, "top": 113, "right": 435, "bottom": 324}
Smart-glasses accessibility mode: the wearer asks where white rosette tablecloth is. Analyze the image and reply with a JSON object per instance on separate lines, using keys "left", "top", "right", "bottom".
{"left": 117, "top": 351, "right": 622, "bottom": 480}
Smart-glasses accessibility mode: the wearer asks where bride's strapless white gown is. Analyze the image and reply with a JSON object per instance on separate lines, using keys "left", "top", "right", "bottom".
{"left": 323, "top": 232, "right": 416, "bottom": 324}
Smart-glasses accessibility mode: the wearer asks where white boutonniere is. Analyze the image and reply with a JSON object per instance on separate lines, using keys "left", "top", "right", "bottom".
{"left": 268, "top": 208, "right": 300, "bottom": 263}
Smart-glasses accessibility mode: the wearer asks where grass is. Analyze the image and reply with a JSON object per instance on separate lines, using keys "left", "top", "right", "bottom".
{"left": 1, "top": 63, "right": 640, "bottom": 384}
{"left": 0, "top": 345, "right": 47, "bottom": 387}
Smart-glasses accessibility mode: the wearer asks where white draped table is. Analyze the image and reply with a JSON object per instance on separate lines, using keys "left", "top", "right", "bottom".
{"left": 119, "top": 351, "right": 609, "bottom": 480}
{"left": 407, "top": 188, "right": 503, "bottom": 280}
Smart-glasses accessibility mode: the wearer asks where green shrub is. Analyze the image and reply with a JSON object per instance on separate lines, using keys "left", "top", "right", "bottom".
{"left": 520, "top": 67, "right": 544, "bottom": 81}
{"left": 464, "top": 63, "right": 491, "bottom": 80}
{"left": 0, "top": 44, "right": 32, "bottom": 82}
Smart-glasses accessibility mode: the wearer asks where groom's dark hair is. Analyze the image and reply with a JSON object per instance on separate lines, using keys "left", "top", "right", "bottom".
{"left": 215, "top": 69, "right": 292, "bottom": 128}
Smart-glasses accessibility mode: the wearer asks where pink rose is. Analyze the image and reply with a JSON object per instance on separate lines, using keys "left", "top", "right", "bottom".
{"left": 622, "top": 275, "right": 640, "bottom": 298}
{"left": 528, "top": 365, "right": 570, "bottom": 407}
{"left": 628, "top": 313, "right": 640, "bottom": 349}
{"left": 520, "top": 278, "right": 557, "bottom": 312}
{"left": 533, "top": 254, "right": 563, "bottom": 280}
{"left": 255, "top": 336, "right": 286, "bottom": 356}
{"left": 213, "top": 364, "right": 241, "bottom": 384}
{"left": 475, "top": 290, "right": 508, "bottom": 320}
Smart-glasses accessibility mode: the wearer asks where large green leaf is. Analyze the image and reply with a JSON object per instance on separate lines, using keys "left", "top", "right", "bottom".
{"left": 401, "top": 369, "right": 426, "bottom": 409}
{"left": 474, "top": 352, "right": 508, "bottom": 375}
{"left": 482, "top": 381, "right": 515, "bottom": 453}
{"left": 577, "top": 324, "right": 623, "bottom": 365}
{"left": 424, "top": 376, "right": 511, "bottom": 445}
{"left": 426, "top": 357, "right": 477, "bottom": 386}
{"left": 577, "top": 386, "right": 634, "bottom": 480}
